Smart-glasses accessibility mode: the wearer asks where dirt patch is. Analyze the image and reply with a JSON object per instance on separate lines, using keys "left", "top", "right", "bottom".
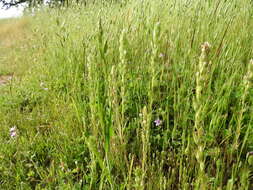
{"left": 0, "top": 74, "right": 13, "bottom": 86}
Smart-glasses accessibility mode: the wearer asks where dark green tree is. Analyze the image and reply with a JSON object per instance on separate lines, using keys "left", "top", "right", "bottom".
{"left": 0, "top": 0, "right": 69, "bottom": 8}
{"left": 1, "top": 0, "right": 37, "bottom": 8}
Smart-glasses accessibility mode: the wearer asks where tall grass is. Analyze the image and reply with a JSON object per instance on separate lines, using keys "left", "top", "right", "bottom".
{"left": 1, "top": 0, "right": 253, "bottom": 189}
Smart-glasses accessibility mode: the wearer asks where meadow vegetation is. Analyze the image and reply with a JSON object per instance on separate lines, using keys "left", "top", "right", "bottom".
{"left": 1, "top": 0, "right": 253, "bottom": 189}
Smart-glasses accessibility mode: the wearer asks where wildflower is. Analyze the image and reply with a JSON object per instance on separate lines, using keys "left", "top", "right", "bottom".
{"left": 10, "top": 126, "right": 17, "bottom": 138}
{"left": 154, "top": 119, "right": 162, "bottom": 126}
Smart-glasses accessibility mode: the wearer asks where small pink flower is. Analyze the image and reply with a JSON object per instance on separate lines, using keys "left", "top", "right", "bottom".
{"left": 154, "top": 119, "right": 162, "bottom": 126}
{"left": 10, "top": 126, "right": 17, "bottom": 138}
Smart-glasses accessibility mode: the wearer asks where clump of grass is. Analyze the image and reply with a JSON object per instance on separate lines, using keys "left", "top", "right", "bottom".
{"left": 1, "top": 0, "right": 253, "bottom": 189}
{"left": 235, "top": 59, "right": 253, "bottom": 154}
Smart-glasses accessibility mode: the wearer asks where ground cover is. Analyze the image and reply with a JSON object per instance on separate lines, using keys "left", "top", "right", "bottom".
{"left": 1, "top": 0, "right": 253, "bottom": 189}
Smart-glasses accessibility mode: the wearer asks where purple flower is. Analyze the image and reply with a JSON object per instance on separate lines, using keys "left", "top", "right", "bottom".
{"left": 10, "top": 126, "right": 17, "bottom": 138}
{"left": 154, "top": 119, "right": 162, "bottom": 126}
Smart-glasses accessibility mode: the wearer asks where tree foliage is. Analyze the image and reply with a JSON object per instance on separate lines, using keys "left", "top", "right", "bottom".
{"left": 0, "top": 0, "right": 68, "bottom": 8}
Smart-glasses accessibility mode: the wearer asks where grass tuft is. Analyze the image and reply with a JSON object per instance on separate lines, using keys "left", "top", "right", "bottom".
{"left": 1, "top": 0, "right": 253, "bottom": 189}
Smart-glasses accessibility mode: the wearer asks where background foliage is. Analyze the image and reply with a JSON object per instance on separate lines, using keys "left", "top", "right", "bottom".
{"left": 1, "top": 0, "right": 253, "bottom": 189}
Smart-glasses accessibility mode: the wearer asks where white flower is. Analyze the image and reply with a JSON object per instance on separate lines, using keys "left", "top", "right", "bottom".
{"left": 10, "top": 126, "right": 17, "bottom": 138}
